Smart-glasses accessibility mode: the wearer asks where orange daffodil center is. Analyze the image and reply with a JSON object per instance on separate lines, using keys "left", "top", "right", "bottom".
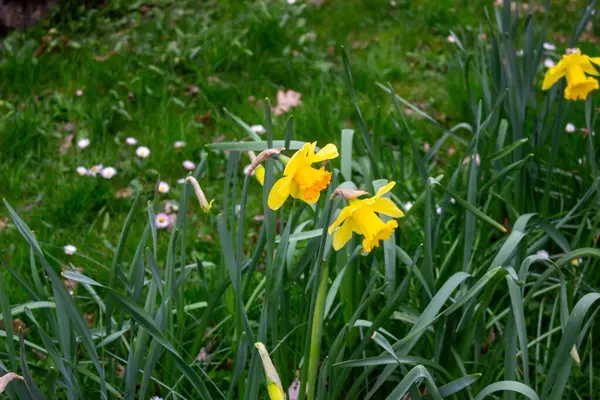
{"left": 328, "top": 182, "right": 404, "bottom": 253}
{"left": 542, "top": 49, "right": 600, "bottom": 100}
{"left": 268, "top": 142, "right": 339, "bottom": 210}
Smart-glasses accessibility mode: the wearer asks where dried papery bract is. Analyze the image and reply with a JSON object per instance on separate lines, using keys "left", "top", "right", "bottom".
{"left": 0, "top": 373, "right": 24, "bottom": 393}
{"left": 330, "top": 188, "right": 370, "bottom": 201}
{"left": 185, "top": 176, "right": 214, "bottom": 213}
{"left": 246, "top": 147, "right": 285, "bottom": 176}
{"left": 255, "top": 342, "right": 285, "bottom": 400}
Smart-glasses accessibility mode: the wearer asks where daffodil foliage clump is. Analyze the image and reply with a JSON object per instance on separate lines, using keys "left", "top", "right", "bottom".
{"left": 2, "top": 2, "right": 600, "bottom": 400}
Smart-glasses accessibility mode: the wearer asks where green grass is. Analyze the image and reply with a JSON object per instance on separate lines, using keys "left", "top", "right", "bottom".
{"left": 1, "top": 0, "right": 600, "bottom": 399}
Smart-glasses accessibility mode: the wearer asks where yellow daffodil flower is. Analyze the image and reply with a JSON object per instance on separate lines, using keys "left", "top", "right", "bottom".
{"left": 255, "top": 342, "right": 285, "bottom": 400}
{"left": 328, "top": 182, "right": 404, "bottom": 253}
{"left": 542, "top": 49, "right": 600, "bottom": 100}
{"left": 268, "top": 142, "right": 338, "bottom": 210}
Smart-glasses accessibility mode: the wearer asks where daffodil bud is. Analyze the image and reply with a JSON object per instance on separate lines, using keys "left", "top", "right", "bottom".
{"left": 185, "top": 176, "right": 214, "bottom": 213}
{"left": 255, "top": 342, "right": 285, "bottom": 400}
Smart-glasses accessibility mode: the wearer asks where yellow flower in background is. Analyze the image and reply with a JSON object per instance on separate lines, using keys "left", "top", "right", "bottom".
{"left": 268, "top": 142, "right": 338, "bottom": 210}
{"left": 542, "top": 49, "right": 600, "bottom": 100}
{"left": 328, "top": 182, "right": 404, "bottom": 253}
{"left": 255, "top": 342, "right": 285, "bottom": 400}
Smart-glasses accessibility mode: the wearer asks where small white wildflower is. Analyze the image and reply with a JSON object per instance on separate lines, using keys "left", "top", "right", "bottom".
{"left": 404, "top": 201, "right": 413, "bottom": 211}
{"left": 566, "top": 47, "right": 578, "bottom": 55}
{"left": 76, "top": 166, "right": 87, "bottom": 176}
{"left": 87, "top": 164, "right": 103, "bottom": 177}
{"left": 565, "top": 123, "right": 576, "bottom": 133}
{"left": 543, "top": 42, "right": 556, "bottom": 51}
{"left": 174, "top": 141, "right": 186, "bottom": 149}
{"left": 287, "top": 0, "right": 296, "bottom": 4}
{"left": 77, "top": 138, "right": 90, "bottom": 149}
{"left": 64, "top": 245, "right": 77, "bottom": 255}
{"left": 235, "top": 204, "right": 241, "bottom": 214}
{"left": 250, "top": 125, "right": 266, "bottom": 135}
{"left": 536, "top": 250, "right": 550, "bottom": 259}
{"left": 136, "top": 146, "right": 150, "bottom": 158}
{"left": 578, "top": 158, "right": 583, "bottom": 165}
{"left": 76, "top": 89, "right": 83, "bottom": 97}
{"left": 516, "top": 49, "right": 524, "bottom": 57}
{"left": 177, "top": 178, "right": 186, "bottom": 184}
{"left": 158, "top": 181, "right": 170, "bottom": 194}
{"left": 101, "top": 167, "right": 117, "bottom": 179}
{"left": 183, "top": 160, "right": 196, "bottom": 170}
{"left": 125, "top": 137, "right": 137, "bottom": 145}
{"left": 450, "top": 197, "right": 456, "bottom": 204}
{"left": 436, "top": 206, "right": 442, "bottom": 215}
{"left": 155, "top": 213, "right": 170, "bottom": 229}
{"left": 447, "top": 35, "right": 456, "bottom": 43}
{"left": 544, "top": 59, "right": 556, "bottom": 68}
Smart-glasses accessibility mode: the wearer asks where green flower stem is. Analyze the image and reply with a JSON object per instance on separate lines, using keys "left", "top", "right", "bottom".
{"left": 307, "top": 261, "right": 328, "bottom": 400}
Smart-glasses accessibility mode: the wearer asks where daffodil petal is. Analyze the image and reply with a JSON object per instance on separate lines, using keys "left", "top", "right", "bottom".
{"left": 374, "top": 181, "right": 396, "bottom": 198}
{"left": 311, "top": 143, "right": 339, "bottom": 163}
{"left": 328, "top": 207, "right": 351, "bottom": 234}
{"left": 255, "top": 165, "right": 265, "bottom": 186}
{"left": 542, "top": 61, "right": 567, "bottom": 90}
{"left": 268, "top": 176, "right": 292, "bottom": 210}
{"left": 333, "top": 219, "right": 356, "bottom": 250}
{"left": 590, "top": 57, "right": 600, "bottom": 67}
{"left": 369, "top": 198, "right": 404, "bottom": 218}
{"left": 284, "top": 143, "right": 311, "bottom": 176}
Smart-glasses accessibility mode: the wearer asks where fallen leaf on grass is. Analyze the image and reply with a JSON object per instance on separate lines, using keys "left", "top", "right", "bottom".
{"left": 94, "top": 50, "right": 117, "bottom": 62}
{"left": 0, "top": 218, "right": 8, "bottom": 231}
{"left": 59, "top": 134, "right": 74, "bottom": 154}
{"left": 115, "top": 187, "right": 134, "bottom": 199}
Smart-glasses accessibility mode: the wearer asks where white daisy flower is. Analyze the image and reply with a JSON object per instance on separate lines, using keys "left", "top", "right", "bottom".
{"left": 158, "top": 181, "right": 170, "bottom": 193}
{"left": 177, "top": 178, "right": 186, "bottom": 184}
{"left": 88, "top": 164, "right": 103, "bottom": 177}
{"left": 64, "top": 245, "right": 77, "bottom": 255}
{"left": 174, "top": 141, "right": 186, "bottom": 149}
{"left": 125, "top": 137, "right": 137, "bottom": 145}
{"left": 155, "top": 213, "right": 170, "bottom": 229}
{"left": 543, "top": 42, "right": 556, "bottom": 51}
{"left": 101, "top": 167, "right": 117, "bottom": 179}
{"left": 565, "top": 123, "right": 576, "bottom": 133}
{"left": 544, "top": 59, "right": 556, "bottom": 68}
{"left": 536, "top": 250, "right": 550, "bottom": 259}
{"left": 404, "top": 201, "right": 413, "bottom": 211}
{"left": 447, "top": 35, "right": 456, "bottom": 43}
{"left": 76, "top": 166, "right": 87, "bottom": 176}
{"left": 76, "top": 89, "right": 83, "bottom": 96}
{"left": 150, "top": 397, "right": 163, "bottom": 400}
{"left": 250, "top": 125, "right": 266, "bottom": 135}
{"left": 77, "top": 138, "right": 90, "bottom": 149}
{"left": 136, "top": 146, "right": 150, "bottom": 158}
{"left": 572, "top": 258, "right": 583, "bottom": 266}
{"left": 183, "top": 160, "right": 196, "bottom": 170}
